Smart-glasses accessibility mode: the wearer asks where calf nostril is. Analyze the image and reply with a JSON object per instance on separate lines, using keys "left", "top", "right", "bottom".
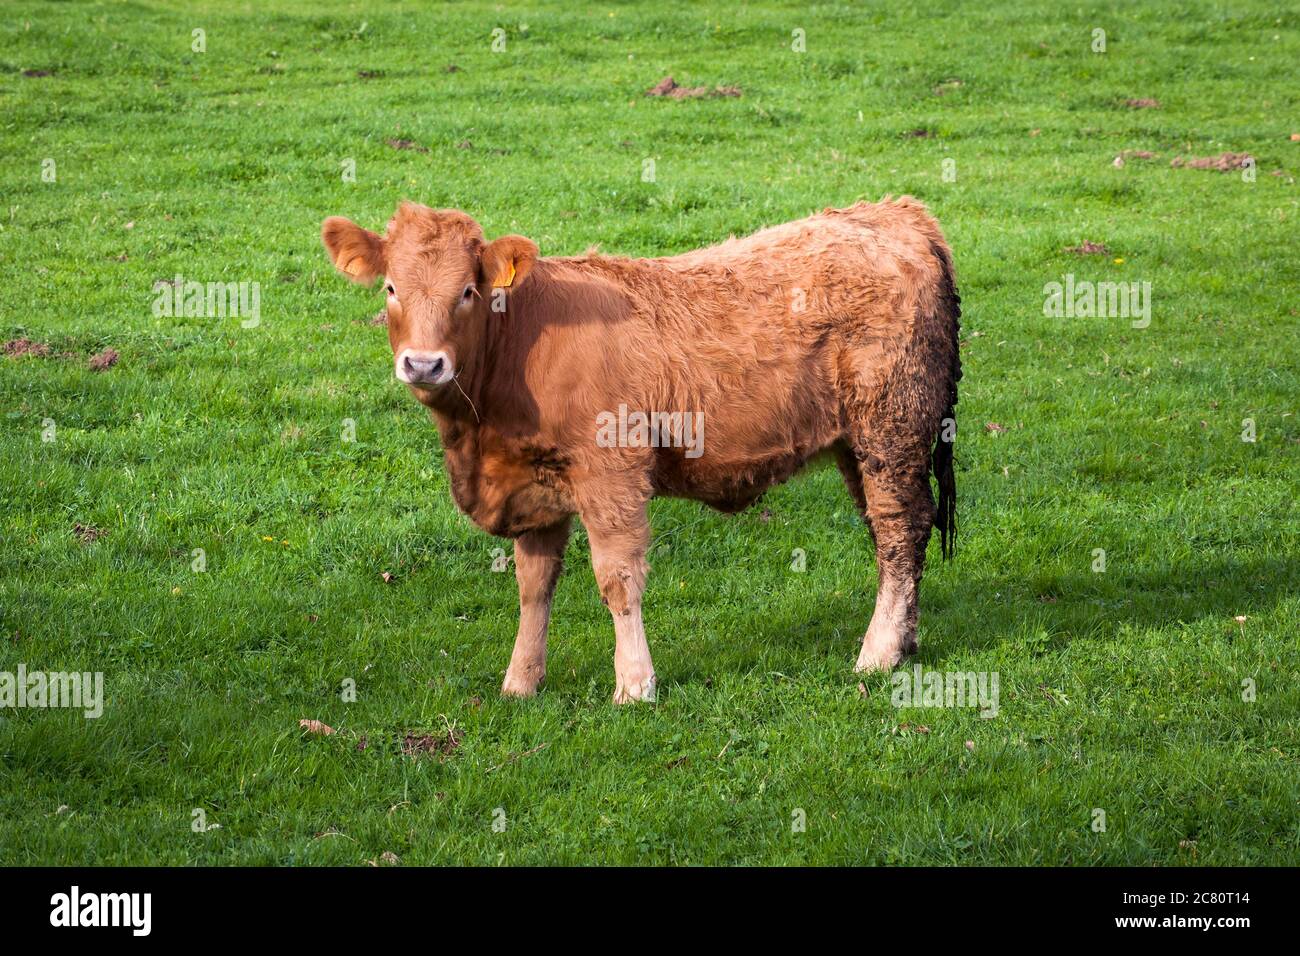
{"left": 400, "top": 352, "right": 447, "bottom": 382}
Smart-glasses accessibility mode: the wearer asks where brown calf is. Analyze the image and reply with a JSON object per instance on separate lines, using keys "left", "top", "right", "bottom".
{"left": 322, "top": 198, "right": 961, "bottom": 703}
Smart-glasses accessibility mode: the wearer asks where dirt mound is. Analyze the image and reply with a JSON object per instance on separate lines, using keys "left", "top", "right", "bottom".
{"left": 645, "top": 76, "right": 742, "bottom": 100}
{"left": 3, "top": 338, "right": 51, "bottom": 358}
{"left": 402, "top": 729, "right": 462, "bottom": 758}
{"left": 385, "top": 138, "right": 428, "bottom": 153}
{"left": 1065, "top": 241, "right": 1109, "bottom": 256}
{"left": 89, "top": 348, "right": 119, "bottom": 371}
{"left": 1171, "top": 152, "right": 1252, "bottom": 171}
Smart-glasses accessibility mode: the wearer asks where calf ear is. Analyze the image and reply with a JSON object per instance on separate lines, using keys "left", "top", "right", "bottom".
{"left": 321, "top": 217, "right": 385, "bottom": 284}
{"left": 481, "top": 235, "right": 538, "bottom": 290}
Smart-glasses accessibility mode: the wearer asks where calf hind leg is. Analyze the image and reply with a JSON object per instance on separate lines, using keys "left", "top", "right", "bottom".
{"left": 849, "top": 438, "right": 937, "bottom": 672}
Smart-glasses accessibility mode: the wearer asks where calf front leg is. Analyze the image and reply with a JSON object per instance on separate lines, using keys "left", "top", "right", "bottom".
{"left": 583, "top": 506, "right": 656, "bottom": 704}
{"left": 501, "top": 519, "right": 571, "bottom": 697}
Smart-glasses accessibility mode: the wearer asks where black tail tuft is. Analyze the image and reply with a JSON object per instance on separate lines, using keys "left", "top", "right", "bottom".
{"left": 933, "top": 406, "right": 957, "bottom": 559}
{"left": 929, "top": 239, "right": 961, "bottom": 560}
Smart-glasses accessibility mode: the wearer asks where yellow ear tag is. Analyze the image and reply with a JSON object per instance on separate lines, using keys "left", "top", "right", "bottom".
{"left": 494, "top": 262, "right": 516, "bottom": 289}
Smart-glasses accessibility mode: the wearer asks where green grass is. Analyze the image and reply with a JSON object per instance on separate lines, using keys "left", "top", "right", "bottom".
{"left": 1, "top": 0, "right": 1297, "bottom": 866}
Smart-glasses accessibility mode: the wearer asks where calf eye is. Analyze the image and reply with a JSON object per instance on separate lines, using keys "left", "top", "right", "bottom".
{"left": 385, "top": 283, "right": 396, "bottom": 296}
{"left": 461, "top": 284, "right": 475, "bottom": 301}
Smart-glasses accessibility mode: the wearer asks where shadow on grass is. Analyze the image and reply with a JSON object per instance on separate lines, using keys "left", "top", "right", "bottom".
{"left": 662, "top": 551, "right": 1299, "bottom": 681}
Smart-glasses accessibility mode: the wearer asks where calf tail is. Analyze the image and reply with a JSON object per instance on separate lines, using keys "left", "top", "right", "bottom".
{"left": 933, "top": 403, "right": 957, "bottom": 559}
{"left": 929, "top": 239, "right": 962, "bottom": 560}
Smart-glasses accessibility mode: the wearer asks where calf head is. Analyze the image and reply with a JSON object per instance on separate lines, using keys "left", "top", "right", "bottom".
{"left": 322, "top": 202, "right": 537, "bottom": 394}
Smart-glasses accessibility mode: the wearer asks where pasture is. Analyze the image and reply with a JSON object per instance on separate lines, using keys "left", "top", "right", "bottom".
{"left": 0, "top": 0, "right": 1297, "bottom": 865}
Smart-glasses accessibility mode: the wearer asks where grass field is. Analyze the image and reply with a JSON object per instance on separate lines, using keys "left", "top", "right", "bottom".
{"left": 1, "top": 0, "right": 1297, "bottom": 866}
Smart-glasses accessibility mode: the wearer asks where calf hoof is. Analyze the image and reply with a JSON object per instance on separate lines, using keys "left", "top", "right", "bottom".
{"left": 501, "top": 669, "right": 543, "bottom": 698}
{"left": 613, "top": 671, "right": 657, "bottom": 705}
{"left": 854, "top": 637, "right": 915, "bottom": 673}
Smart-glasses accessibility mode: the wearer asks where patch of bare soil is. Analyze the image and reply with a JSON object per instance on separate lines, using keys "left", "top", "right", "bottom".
{"left": 3, "top": 338, "right": 52, "bottom": 358}
{"left": 645, "top": 76, "right": 741, "bottom": 99}
{"left": 369, "top": 310, "right": 388, "bottom": 327}
{"left": 385, "top": 138, "right": 428, "bottom": 153}
{"left": 1124, "top": 98, "right": 1160, "bottom": 109}
{"left": 1171, "top": 152, "right": 1252, "bottom": 171}
{"left": 1112, "top": 149, "right": 1159, "bottom": 168}
{"left": 1065, "top": 241, "right": 1110, "bottom": 256}
{"left": 72, "top": 523, "right": 106, "bottom": 543}
{"left": 88, "top": 348, "right": 119, "bottom": 371}
{"left": 401, "top": 729, "right": 463, "bottom": 759}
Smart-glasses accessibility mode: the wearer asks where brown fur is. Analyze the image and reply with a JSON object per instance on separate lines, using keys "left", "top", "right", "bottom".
{"left": 322, "top": 198, "right": 961, "bottom": 701}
